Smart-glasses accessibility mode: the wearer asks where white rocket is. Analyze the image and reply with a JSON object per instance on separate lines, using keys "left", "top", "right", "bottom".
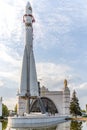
{"left": 19, "top": 2, "right": 39, "bottom": 98}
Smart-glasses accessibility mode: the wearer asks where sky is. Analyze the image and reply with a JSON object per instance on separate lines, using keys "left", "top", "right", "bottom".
{"left": 0, "top": 0, "right": 87, "bottom": 110}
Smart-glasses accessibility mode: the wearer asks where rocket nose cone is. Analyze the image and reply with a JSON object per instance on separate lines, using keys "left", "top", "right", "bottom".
{"left": 26, "top": 2, "right": 32, "bottom": 10}
{"left": 26, "top": 2, "right": 31, "bottom": 7}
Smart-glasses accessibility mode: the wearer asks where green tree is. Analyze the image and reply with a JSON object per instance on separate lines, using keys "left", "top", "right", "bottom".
{"left": 70, "top": 120, "right": 82, "bottom": 130}
{"left": 70, "top": 90, "right": 82, "bottom": 117}
{"left": 2, "top": 121, "right": 8, "bottom": 130}
{"left": 14, "top": 104, "right": 17, "bottom": 113}
{"left": 2, "top": 104, "right": 9, "bottom": 117}
{"left": 81, "top": 109, "right": 86, "bottom": 113}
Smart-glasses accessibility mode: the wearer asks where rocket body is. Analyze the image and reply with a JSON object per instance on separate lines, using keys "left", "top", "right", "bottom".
{"left": 20, "top": 2, "right": 38, "bottom": 97}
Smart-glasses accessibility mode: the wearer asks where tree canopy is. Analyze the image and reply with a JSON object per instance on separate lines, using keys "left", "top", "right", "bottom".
{"left": 2, "top": 121, "right": 8, "bottom": 130}
{"left": 14, "top": 104, "right": 17, "bottom": 113}
{"left": 2, "top": 104, "right": 9, "bottom": 117}
{"left": 70, "top": 120, "right": 82, "bottom": 130}
{"left": 70, "top": 90, "right": 82, "bottom": 117}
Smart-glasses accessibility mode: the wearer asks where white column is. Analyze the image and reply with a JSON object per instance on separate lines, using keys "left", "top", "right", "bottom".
{"left": 63, "top": 91, "right": 70, "bottom": 115}
{"left": 0, "top": 122, "right": 2, "bottom": 130}
{"left": 0, "top": 97, "right": 2, "bottom": 117}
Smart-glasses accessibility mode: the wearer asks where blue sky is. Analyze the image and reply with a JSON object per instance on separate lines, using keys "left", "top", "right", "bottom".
{"left": 0, "top": 0, "right": 87, "bottom": 110}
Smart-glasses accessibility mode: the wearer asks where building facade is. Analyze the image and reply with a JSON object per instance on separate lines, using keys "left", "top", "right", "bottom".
{"left": 30, "top": 79, "right": 70, "bottom": 115}
{"left": 40, "top": 79, "right": 70, "bottom": 115}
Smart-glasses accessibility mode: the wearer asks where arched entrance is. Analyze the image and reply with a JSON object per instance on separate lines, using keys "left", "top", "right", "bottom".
{"left": 30, "top": 97, "right": 58, "bottom": 114}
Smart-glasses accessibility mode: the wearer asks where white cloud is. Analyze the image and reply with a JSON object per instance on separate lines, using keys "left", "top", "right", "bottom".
{"left": 79, "top": 83, "right": 87, "bottom": 90}
{"left": 79, "top": 96, "right": 87, "bottom": 110}
{"left": 0, "top": 1, "right": 16, "bottom": 37}
{"left": 72, "top": 82, "right": 87, "bottom": 91}
{"left": 0, "top": 44, "right": 21, "bottom": 83}
{"left": 0, "top": 70, "right": 20, "bottom": 83}
{"left": 36, "top": 62, "right": 71, "bottom": 90}
{"left": 0, "top": 80, "right": 4, "bottom": 87}
{"left": 0, "top": 0, "right": 25, "bottom": 41}
{"left": 3, "top": 97, "right": 17, "bottom": 110}
{"left": 0, "top": 44, "right": 20, "bottom": 66}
